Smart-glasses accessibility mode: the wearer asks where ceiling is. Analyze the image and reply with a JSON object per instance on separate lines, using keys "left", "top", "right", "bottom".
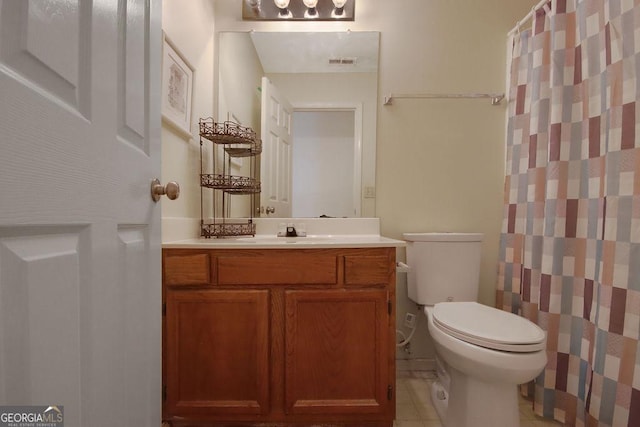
{"left": 249, "top": 31, "right": 379, "bottom": 74}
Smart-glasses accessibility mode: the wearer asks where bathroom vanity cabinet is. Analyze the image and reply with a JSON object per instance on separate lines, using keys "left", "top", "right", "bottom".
{"left": 162, "top": 246, "right": 396, "bottom": 427}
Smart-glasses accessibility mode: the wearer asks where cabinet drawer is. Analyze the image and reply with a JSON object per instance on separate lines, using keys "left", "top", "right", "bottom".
{"left": 218, "top": 252, "right": 337, "bottom": 285}
{"left": 343, "top": 255, "right": 391, "bottom": 286}
{"left": 164, "top": 252, "right": 212, "bottom": 286}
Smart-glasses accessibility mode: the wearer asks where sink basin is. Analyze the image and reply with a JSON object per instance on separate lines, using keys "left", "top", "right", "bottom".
{"left": 233, "top": 236, "right": 332, "bottom": 244}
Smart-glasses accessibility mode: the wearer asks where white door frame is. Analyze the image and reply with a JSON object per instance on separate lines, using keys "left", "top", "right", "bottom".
{"left": 292, "top": 102, "right": 363, "bottom": 218}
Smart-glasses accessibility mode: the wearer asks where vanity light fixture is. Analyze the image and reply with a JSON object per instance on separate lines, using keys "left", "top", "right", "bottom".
{"left": 303, "top": 0, "right": 319, "bottom": 18}
{"left": 274, "top": 0, "right": 291, "bottom": 17}
{"left": 242, "top": 0, "right": 355, "bottom": 21}
{"left": 332, "top": 0, "right": 347, "bottom": 16}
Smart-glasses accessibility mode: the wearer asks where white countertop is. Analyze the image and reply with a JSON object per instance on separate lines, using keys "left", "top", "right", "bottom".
{"left": 162, "top": 234, "right": 406, "bottom": 249}
{"left": 162, "top": 218, "right": 406, "bottom": 249}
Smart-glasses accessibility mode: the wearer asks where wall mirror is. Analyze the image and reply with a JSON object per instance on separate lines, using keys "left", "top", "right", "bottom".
{"left": 217, "top": 31, "right": 379, "bottom": 218}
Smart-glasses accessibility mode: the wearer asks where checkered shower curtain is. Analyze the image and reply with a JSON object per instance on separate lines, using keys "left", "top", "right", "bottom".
{"left": 497, "top": 1, "right": 640, "bottom": 425}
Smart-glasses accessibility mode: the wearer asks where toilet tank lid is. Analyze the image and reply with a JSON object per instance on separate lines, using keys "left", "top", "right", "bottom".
{"left": 403, "top": 232, "right": 483, "bottom": 242}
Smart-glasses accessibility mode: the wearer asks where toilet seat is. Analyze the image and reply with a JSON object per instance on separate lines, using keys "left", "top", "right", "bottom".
{"left": 431, "top": 302, "right": 546, "bottom": 352}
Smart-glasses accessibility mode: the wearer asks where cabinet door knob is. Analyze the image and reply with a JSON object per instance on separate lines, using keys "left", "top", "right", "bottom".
{"left": 151, "top": 179, "right": 180, "bottom": 202}
{"left": 265, "top": 206, "right": 275, "bottom": 214}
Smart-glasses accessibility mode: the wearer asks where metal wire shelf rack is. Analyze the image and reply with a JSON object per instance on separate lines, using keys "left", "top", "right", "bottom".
{"left": 199, "top": 118, "right": 261, "bottom": 238}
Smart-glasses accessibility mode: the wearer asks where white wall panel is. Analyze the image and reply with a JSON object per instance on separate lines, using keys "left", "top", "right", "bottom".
{"left": 118, "top": 0, "right": 147, "bottom": 151}
{"left": 117, "top": 226, "right": 153, "bottom": 427}
{"left": 0, "top": 227, "right": 86, "bottom": 426}
{"left": 0, "top": 0, "right": 90, "bottom": 116}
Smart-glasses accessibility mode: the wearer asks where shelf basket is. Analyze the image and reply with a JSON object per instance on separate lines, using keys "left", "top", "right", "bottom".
{"left": 199, "top": 118, "right": 260, "bottom": 145}
{"left": 201, "top": 221, "right": 257, "bottom": 238}
{"left": 200, "top": 174, "right": 261, "bottom": 194}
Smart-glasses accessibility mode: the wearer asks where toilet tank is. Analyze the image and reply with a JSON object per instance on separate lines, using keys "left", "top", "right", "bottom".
{"left": 403, "top": 233, "right": 483, "bottom": 305}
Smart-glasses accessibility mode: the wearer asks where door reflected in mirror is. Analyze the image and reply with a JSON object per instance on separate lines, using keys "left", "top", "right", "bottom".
{"left": 293, "top": 110, "right": 356, "bottom": 218}
{"left": 217, "top": 31, "right": 379, "bottom": 218}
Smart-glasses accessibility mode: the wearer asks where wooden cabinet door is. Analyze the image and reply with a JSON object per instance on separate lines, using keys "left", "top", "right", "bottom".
{"left": 165, "top": 289, "right": 270, "bottom": 417}
{"left": 284, "top": 289, "right": 391, "bottom": 416}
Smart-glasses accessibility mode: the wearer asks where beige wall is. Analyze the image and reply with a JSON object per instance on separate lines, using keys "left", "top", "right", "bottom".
{"left": 376, "top": 1, "right": 535, "bottom": 359}
{"left": 173, "top": 0, "right": 537, "bottom": 360}
{"left": 218, "top": 32, "right": 263, "bottom": 132}
{"left": 161, "top": 0, "right": 215, "bottom": 241}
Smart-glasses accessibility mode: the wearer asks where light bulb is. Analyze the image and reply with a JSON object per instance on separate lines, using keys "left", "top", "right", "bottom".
{"left": 274, "top": 0, "right": 290, "bottom": 9}
{"left": 332, "top": 0, "right": 347, "bottom": 7}
{"left": 303, "top": 0, "right": 318, "bottom": 18}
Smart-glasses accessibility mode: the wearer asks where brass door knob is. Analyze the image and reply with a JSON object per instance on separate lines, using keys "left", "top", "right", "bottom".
{"left": 151, "top": 179, "right": 180, "bottom": 202}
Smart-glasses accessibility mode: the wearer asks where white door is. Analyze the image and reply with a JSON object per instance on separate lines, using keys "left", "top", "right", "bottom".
{"left": 0, "top": 1, "right": 161, "bottom": 427}
{"left": 260, "top": 76, "right": 293, "bottom": 217}
{"left": 291, "top": 109, "right": 359, "bottom": 217}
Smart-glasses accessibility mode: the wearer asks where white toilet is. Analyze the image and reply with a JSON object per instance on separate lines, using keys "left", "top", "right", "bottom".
{"left": 403, "top": 232, "right": 547, "bottom": 427}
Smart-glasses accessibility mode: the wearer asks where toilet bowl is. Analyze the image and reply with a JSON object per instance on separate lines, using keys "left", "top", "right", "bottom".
{"left": 425, "top": 303, "right": 546, "bottom": 426}
{"left": 402, "top": 233, "right": 547, "bottom": 427}
{"left": 427, "top": 303, "right": 546, "bottom": 381}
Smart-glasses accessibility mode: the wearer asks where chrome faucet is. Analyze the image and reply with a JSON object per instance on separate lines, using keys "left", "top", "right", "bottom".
{"left": 277, "top": 222, "right": 307, "bottom": 237}
{"left": 285, "top": 225, "right": 297, "bottom": 237}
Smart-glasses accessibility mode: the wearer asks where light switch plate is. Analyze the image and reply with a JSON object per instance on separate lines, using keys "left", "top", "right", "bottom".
{"left": 364, "top": 186, "right": 376, "bottom": 198}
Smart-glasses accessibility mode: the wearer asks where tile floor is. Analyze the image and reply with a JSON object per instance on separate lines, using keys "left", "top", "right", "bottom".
{"left": 395, "top": 370, "right": 563, "bottom": 427}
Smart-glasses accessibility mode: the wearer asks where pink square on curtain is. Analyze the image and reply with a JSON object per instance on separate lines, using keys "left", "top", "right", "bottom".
{"left": 550, "top": 123, "right": 562, "bottom": 161}
{"left": 621, "top": 103, "right": 635, "bottom": 150}
{"left": 540, "top": 273, "right": 551, "bottom": 311}
{"left": 589, "top": 116, "right": 601, "bottom": 158}
{"left": 516, "top": 85, "right": 527, "bottom": 115}
{"left": 566, "top": 199, "right": 579, "bottom": 238}
{"left": 618, "top": 336, "right": 637, "bottom": 386}
{"left": 609, "top": 287, "right": 627, "bottom": 334}
{"left": 529, "top": 134, "right": 538, "bottom": 168}
{"left": 584, "top": 279, "right": 594, "bottom": 320}
{"left": 574, "top": 46, "right": 582, "bottom": 84}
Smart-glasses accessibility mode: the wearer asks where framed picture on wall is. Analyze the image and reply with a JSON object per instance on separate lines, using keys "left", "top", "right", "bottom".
{"left": 162, "top": 33, "right": 194, "bottom": 138}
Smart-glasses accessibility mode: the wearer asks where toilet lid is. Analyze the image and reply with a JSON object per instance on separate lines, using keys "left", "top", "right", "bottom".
{"left": 432, "top": 302, "right": 546, "bottom": 352}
